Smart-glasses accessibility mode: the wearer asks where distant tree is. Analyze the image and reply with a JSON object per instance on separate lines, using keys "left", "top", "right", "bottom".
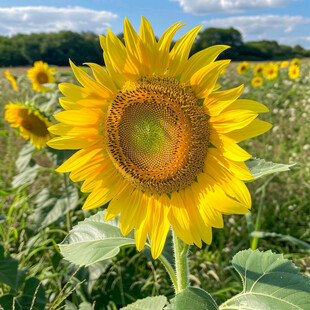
{"left": 192, "top": 27, "right": 243, "bottom": 59}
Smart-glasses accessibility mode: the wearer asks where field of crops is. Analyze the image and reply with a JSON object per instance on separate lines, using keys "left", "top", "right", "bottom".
{"left": 0, "top": 59, "right": 309, "bottom": 309}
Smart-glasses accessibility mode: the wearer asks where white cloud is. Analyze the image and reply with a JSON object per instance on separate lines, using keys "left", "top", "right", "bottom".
{"left": 172, "top": 0, "right": 296, "bottom": 15}
{"left": 278, "top": 36, "right": 310, "bottom": 48}
{"left": 0, "top": 6, "right": 118, "bottom": 36}
{"left": 202, "top": 15, "right": 310, "bottom": 41}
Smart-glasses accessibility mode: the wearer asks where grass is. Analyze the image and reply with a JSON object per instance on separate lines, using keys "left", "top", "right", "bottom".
{"left": 0, "top": 61, "right": 309, "bottom": 309}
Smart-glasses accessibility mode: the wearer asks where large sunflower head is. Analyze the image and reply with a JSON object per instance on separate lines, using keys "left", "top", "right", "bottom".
{"left": 237, "top": 61, "right": 249, "bottom": 74}
{"left": 5, "top": 102, "right": 54, "bottom": 149}
{"left": 48, "top": 17, "right": 271, "bottom": 259}
{"left": 5, "top": 70, "right": 18, "bottom": 91}
{"left": 27, "top": 61, "right": 55, "bottom": 93}
{"left": 264, "top": 63, "right": 279, "bottom": 80}
{"left": 288, "top": 65, "right": 300, "bottom": 80}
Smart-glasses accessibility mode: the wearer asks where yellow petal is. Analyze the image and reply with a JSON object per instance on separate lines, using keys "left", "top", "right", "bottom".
{"left": 210, "top": 130, "right": 252, "bottom": 161}
{"left": 84, "top": 62, "right": 117, "bottom": 93}
{"left": 204, "top": 85, "right": 244, "bottom": 116}
{"left": 207, "top": 148, "right": 253, "bottom": 181}
{"left": 47, "top": 136, "right": 99, "bottom": 150}
{"left": 106, "top": 29, "right": 139, "bottom": 80}
{"left": 139, "top": 16, "right": 157, "bottom": 73}
{"left": 148, "top": 194, "right": 171, "bottom": 259}
{"left": 55, "top": 147, "right": 103, "bottom": 173}
{"left": 54, "top": 108, "right": 101, "bottom": 127}
{"left": 225, "top": 120, "right": 272, "bottom": 143}
{"left": 59, "top": 83, "right": 89, "bottom": 101}
{"left": 105, "top": 185, "right": 134, "bottom": 221}
{"left": 181, "top": 45, "right": 230, "bottom": 84}
{"left": 156, "top": 21, "right": 184, "bottom": 75}
{"left": 209, "top": 110, "right": 258, "bottom": 133}
{"left": 168, "top": 25, "right": 202, "bottom": 77}
{"left": 69, "top": 60, "right": 112, "bottom": 98}
{"left": 59, "top": 97, "right": 83, "bottom": 110}
{"left": 124, "top": 17, "right": 150, "bottom": 75}
{"left": 190, "top": 60, "right": 230, "bottom": 98}
{"left": 222, "top": 99, "right": 269, "bottom": 113}
{"left": 48, "top": 123, "right": 99, "bottom": 138}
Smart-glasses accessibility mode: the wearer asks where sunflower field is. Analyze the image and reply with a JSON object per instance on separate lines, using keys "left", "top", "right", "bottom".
{"left": 0, "top": 19, "right": 310, "bottom": 310}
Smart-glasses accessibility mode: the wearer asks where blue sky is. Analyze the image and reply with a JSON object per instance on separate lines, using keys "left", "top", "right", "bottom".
{"left": 0, "top": 0, "right": 310, "bottom": 48}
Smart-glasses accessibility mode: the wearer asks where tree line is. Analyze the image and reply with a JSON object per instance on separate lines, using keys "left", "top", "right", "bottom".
{"left": 1, "top": 27, "right": 309, "bottom": 67}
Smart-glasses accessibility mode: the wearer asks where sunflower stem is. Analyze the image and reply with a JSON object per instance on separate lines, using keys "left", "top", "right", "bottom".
{"left": 173, "top": 231, "right": 189, "bottom": 294}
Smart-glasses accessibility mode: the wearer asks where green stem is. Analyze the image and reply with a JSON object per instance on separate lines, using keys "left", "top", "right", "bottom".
{"left": 145, "top": 244, "right": 178, "bottom": 290}
{"left": 63, "top": 174, "right": 71, "bottom": 232}
{"left": 173, "top": 231, "right": 189, "bottom": 294}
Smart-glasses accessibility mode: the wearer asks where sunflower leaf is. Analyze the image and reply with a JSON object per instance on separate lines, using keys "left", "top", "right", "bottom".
{"left": 165, "top": 287, "right": 218, "bottom": 310}
{"left": 121, "top": 296, "right": 167, "bottom": 310}
{"left": 245, "top": 157, "right": 294, "bottom": 181}
{"left": 59, "top": 210, "right": 136, "bottom": 266}
{"left": 219, "top": 249, "right": 310, "bottom": 310}
{"left": 32, "top": 186, "right": 79, "bottom": 229}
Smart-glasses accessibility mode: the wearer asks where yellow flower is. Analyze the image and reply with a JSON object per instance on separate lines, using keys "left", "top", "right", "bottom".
{"left": 251, "top": 76, "right": 263, "bottom": 87}
{"left": 253, "top": 64, "right": 264, "bottom": 76}
{"left": 5, "top": 102, "right": 53, "bottom": 149}
{"left": 264, "top": 63, "right": 279, "bottom": 80}
{"left": 291, "top": 58, "right": 300, "bottom": 67}
{"left": 281, "top": 61, "right": 289, "bottom": 68}
{"left": 237, "top": 61, "right": 249, "bottom": 74}
{"left": 27, "top": 61, "right": 55, "bottom": 92}
{"left": 48, "top": 17, "right": 271, "bottom": 259}
{"left": 288, "top": 65, "right": 300, "bottom": 80}
{"left": 5, "top": 70, "right": 18, "bottom": 91}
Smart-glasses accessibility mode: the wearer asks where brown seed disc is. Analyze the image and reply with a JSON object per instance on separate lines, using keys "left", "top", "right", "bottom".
{"left": 105, "top": 76, "right": 209, "bottom": 194}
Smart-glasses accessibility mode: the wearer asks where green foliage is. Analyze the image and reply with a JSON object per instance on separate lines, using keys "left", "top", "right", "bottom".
{"left": 166, "top": 288, "right": 218, "bottom": 310}
{"left": 219, "top": 249, "right": 310, "bottom": 309}
{"left": 0, "top": 31, "right": 103, "bottom": 67}
{"left": 32, "top": 185, "right": 79, "bottom": 229}
{"left": 0, "top": 245, "right": 46, "bottom": 310}
{"left": 121, "top": 296, "right": 167, "bottom": 310}
{"left": 59, "top": 211, "right": 137, "bottom": 266}
{"left": 245, "top": 157, "right": 294, "bottom": 181}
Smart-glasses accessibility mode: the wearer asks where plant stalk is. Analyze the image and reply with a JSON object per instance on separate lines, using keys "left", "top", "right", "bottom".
{"left": 173, "top": 231, "right": 189, "bottom": 294}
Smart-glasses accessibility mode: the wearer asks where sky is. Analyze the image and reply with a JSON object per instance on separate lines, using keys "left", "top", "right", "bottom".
{"left": 0, "top": 0, "right": 310, "bottom": 48}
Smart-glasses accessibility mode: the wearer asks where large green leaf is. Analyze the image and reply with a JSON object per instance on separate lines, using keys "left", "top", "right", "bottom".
{"left": 219, "top": 249, "right": 310, "bottom": 309}
{"left": 32, "top": 186, "right": 79, "bottom": 228}
{"left": 121, "top": 296, "right": 167, "bottom": 310}
{"left": 0, "top": 245, "right": 19, "bottom": 290}
{"left": 12, "top": 165, "right": 40, "bottom": 188}
{"left": 165, "top": 287, "right": 218, "bottom": 310}
{"left": 59, "top": 211, "right": 136, "bottom": 266}
{"left": 17, "top": 277, "right": 46, "bottom": 310}
{"left": 245, "top": 158, "right": 294, "bottom": 181}
{"left": 15, "top": 142, "right": 36, "bottom": 172}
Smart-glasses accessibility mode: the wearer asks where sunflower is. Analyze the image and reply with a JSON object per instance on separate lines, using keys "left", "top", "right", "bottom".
{"left": 291, "top": 58, "right": 301, "bottom": 67}
{"left": 5, "top": 70, "right": 18, "bottom": 91}
{"left": 264, "top": 63, "right": 279, "bottom": 80}
{"left": 27, "top": 61, "right": 55, "bottom": 92}
{"left": 237, "top": 61, "right": 249, "bottom": 74}
{"left": 5, "top": 102, "right": 53, "bottom": 149}
{"left": 281, "top": 61, "right": 289, "bottom": 68}
{"left": 48, "top": 17, "right": 271, "bottom": 259}
{"left": 251, "top": 76, "right": 263, "bottom": 87}
{"left": 253, "top": 64, "right": 264, "bottom": 76}
{"left": 288, "top": 65, "right": 300, "bottom": 80}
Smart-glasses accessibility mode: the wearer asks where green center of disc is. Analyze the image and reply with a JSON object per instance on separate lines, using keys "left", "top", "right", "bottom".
{"left": 132, "top": 115, "right": 165, "bottom": 154}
